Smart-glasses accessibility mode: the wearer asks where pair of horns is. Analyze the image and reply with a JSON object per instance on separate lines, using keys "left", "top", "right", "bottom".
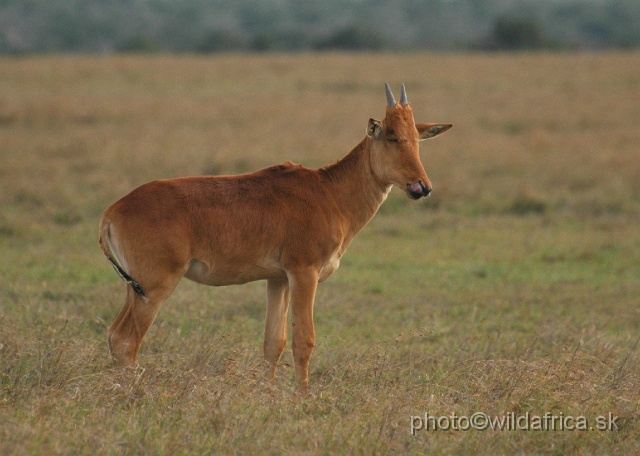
{"left": 385, "top": 83, "right": 408, "bottom": 107}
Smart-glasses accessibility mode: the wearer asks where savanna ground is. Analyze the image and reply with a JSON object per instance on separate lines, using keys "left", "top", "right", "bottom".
{"left": 0, "top": 53, "right": 639, "bottom": 454}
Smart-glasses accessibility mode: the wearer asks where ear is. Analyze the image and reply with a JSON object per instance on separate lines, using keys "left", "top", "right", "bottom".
{"left": 416, "top": 123, "right": 453, "bottom": 140}
{"left": 367, "top": 118, "right": 383, "bottom": 139}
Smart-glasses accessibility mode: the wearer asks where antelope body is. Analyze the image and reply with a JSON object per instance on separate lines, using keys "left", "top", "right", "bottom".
{"left": 99, "top": 84, "right": 451, "bottom": 393}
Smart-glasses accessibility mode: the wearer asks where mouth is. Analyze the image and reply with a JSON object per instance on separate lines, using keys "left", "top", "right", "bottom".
{"left": 406, "top": 181, "right": 431, "bottom": 200}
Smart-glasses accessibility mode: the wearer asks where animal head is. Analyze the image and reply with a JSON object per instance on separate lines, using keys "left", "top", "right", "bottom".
{"left": 366, "top": 83, "right": 452, "bottom": 199}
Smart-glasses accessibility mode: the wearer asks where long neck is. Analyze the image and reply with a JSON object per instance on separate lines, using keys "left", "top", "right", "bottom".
{"left": 319, "top": 137, "right": 391, "bottom": 244}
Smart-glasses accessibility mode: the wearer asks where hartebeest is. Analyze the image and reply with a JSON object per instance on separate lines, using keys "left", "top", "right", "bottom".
{"left": 99, "top": 83, "right": 451, "bottom": 393}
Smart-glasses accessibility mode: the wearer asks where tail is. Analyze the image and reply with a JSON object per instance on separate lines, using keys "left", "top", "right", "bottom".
{"left": 99, "top": 218, "right": 147, "bottom": 299}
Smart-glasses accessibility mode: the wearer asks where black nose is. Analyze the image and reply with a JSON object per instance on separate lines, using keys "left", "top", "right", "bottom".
{"left": 407, "top": 181, "right": 432, "bottom": 199}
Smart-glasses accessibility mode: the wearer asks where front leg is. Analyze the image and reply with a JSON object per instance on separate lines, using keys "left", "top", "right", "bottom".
{"left": 263, "top": 278, "right": 290, "bottom": 381}
{"left": 287, "top": 267, "right": 319, "bottom": 395}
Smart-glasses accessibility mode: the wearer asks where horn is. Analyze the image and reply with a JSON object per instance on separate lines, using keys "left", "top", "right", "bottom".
{"left": 400, "top": 83, "right": 408, "bottom": 105}
{"left": 385, "top": 83, "right": 396, "bottom": 107}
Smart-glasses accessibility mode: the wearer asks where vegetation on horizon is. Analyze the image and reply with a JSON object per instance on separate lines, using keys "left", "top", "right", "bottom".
{"left": 1, "top": 0, "right": 639, "bottom": 54}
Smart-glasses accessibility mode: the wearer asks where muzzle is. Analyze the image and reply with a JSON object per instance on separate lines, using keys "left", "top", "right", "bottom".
{"left": 407, "top": 181, "right": 431, "bottom": 199}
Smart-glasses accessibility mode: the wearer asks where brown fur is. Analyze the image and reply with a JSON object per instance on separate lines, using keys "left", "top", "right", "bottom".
{"left": 99, "top": 88, "right": 451, "bottom": 393}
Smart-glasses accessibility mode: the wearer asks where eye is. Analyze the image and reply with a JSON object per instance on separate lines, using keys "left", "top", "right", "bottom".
{"left": 386, "top": 137, "right": 398, "bottom": 143}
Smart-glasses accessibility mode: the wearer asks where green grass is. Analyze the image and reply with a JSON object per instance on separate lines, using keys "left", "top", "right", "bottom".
{"left": 1, "top": 53, "right": 639, "bottom": 454}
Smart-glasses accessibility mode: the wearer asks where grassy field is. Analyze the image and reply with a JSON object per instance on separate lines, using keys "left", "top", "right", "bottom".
{"left": 1, "top": 53, "right": 639, "bottom": 454}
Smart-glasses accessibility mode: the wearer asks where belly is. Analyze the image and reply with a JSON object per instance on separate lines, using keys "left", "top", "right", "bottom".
{"left": 184, "top": 246, "right": 342, "bottom": 286}
{"left": 184, "top": 258, "right": 286, "bottom": 286}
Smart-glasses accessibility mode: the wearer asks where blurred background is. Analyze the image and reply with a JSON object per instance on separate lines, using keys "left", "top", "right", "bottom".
{"left": 1, "top": 0, "right": 639, "bottom": 54}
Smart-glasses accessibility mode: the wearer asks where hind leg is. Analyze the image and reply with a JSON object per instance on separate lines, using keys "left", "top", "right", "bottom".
{"left": 107, "top": 285, "right": 135, "bottom": 361}
{"left": 108, "top": 277, "right": 180, "bottom": 366}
